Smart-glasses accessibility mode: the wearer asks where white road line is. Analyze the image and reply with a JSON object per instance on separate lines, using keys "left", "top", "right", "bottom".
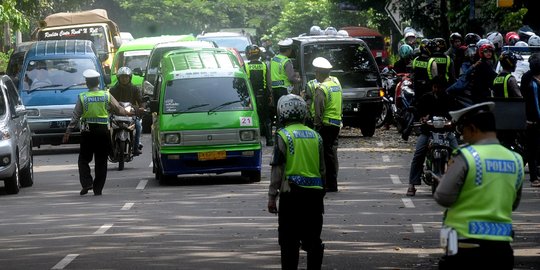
{"left": 382, "top": 155, "right": 390, "bottom": 162}
{"left": 136, "top": 180, "right": 148, "bottom": 190}
{"left": 51, "top": 254, "right": 79, "bottom": 269}
{"left": 412, "top": 224, "right": 425, "bottom": 233}
{"left": 376, "top": 142, "right": 384, "bottom": 147}
{"left": 390, "top": 174, "right": 402, "bottom": 184}
{"left": 149, "top": 162, "right": 153, "bottom": 168}
{"left": 93, "top": 223, "right": 113, "bottom": 235}
{"left": 121, "top": 202, "right": 134, "bottom": 211}
{"left": 401, "top": 198, "right": 415, "bottom": 208}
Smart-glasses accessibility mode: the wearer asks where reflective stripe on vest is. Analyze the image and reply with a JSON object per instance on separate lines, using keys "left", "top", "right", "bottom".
{"left": 443, "top": 145, "right": 523, "bottom": 241}
{"left": 320, "top": 80, "right": 343, "bottom": 127}
{"left": 278, "top": 125, "right": 323, "bottom": 189}
{"left": 493, "top": 73, "right": 512, "bottom": 98}
{"left": 80, "top": 90, "right": 110, "bottom": 125}
{"left": 270, "top": 54, "right": 291, "bottom": 88}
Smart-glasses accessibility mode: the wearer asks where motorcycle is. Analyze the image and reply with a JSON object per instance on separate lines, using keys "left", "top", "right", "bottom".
{"left": 108, "top": 102, "right": 138, "bottom": 171}
{"left": 377, "top": 68, "right": 399, "bottom": 128}
{"left": 419, "top": 116, "right": 455, "bottom": 194}
{"left": 392, "top": 73, "right": 415, "bottom": 134}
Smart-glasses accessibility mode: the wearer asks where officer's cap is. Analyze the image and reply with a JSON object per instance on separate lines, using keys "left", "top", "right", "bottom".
{"left": 312, "top": 57, "right": 333, "bottom": 69}
{"left": 83, "top": 69, "right": 100, "bottom": 79}
{"left": 278, "top": 38, "right": 293, "bottom": 47}
{"left": 449, "top": 102, "right": 495, "bottom": 124}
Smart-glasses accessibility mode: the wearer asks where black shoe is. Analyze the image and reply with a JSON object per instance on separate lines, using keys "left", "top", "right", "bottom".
{"left": 93, "top": 191, "right": 102, "bottom": 196}
{"left": 80, "top": 186, "right": 93, "bottom": 195}
{"left": 133, "top": 149, "right": 142, "bottom": 156}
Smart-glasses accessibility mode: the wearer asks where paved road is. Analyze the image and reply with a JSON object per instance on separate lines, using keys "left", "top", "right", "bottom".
{"left": 0, "top": 129, "right": 538, "bottom": 269}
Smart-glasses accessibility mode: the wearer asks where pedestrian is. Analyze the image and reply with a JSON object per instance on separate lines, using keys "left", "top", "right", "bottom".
{"left": 519, "top": 52, "right": 540, "bottom": 187}
{"left": 270, "top": 38, "right": 301, "bottom": 128}
{"left": 311, "top": 57, "right": 342, "bottom": 192}
{"left": 268, "top": 94, "right": 325, "bottom": 270}
{"left": 244, "top": 45, "right": 273, "bottom": 146}
{"left": 62, "top": 69, "right": 132, "bottom": 195}
{"left": 434, "top": 101, "right": 524, "bottom": 269}
{"left": 109, "top": 66, "right": 146, "bottom": 155}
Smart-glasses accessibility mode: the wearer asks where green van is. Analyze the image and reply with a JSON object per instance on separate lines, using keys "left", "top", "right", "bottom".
{"left": 149, "top": 48, "right": 261, "bottom": 184}
{"left": 110, "top": 35, "right": 196, "bottom": 86}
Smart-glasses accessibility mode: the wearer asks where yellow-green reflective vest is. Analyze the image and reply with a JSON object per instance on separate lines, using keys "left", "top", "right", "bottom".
{"left": 245, "top": 61, "right": 267, "bottom": 92}
{"left": 79, "top": 90, "right": 110, "bottom": 125}
{"left": 413, "top": 56, "right": 433, "bottom": 81}
{"left": 444, "top": 144, "right": 523, "bottom": 241}
{"left": 270, "top": 54, "right": 292, "bottom": 88}
{"left": 320, "top": 79, "right": 343, "bottom": 127}
{"left": 432, "top": 55, "right": 451, "bottom": 81}
{"left": 277, "top": 123, "right": 323, "bottom": 189}
{"left": 493, "top": 73, "right": 513, "bottom": 98}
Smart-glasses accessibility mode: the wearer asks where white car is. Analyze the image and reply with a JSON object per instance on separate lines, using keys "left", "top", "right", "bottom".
{"left": 0, "top": 75, "right": 33, "bottom": 194}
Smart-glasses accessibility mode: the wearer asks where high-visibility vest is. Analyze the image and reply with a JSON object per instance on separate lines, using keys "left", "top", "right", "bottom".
{"left": 493, "top": 72, "right": 513, "bottom": 98}
{"left": 270, "top": 54, "right": 292, "bottom": 88}
{"left": 413, "top": 56, "right": 433, "bottom": 81}
{"left": 245, "top": 60, "right": 267, "bottom": 92}
{"left": 320, "top": 79, "right": 343, "bottom": 127}
{"left": 432, "top": 55, "right": 451, "bottom": 81}
{"left": 80, "top": 90, "right": 110, "bottom": 125}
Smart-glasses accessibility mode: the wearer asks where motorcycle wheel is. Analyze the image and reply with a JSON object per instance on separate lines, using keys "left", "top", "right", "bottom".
{"left": 376, "top": 102, "right": 391, "bottom": 128}
{"left": 431, "top": 158, "right": 446, "bottom": 195}
{"left": 117, "top": 140, "right": 125, "bottom": 171}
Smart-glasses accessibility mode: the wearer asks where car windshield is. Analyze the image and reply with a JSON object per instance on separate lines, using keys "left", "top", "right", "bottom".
{"left": 163, "top": 77, "right": 251, "bottom": 114}
{"left": 115, "top": 50, "right": 151, "bottom": 73}
{"left": 38, "top": 26, "right": 108, "bottom": 54}
{"left": 198, "top": 36, "right": 250, "bottom": 53}
{"left": 303, "top": 43, "right": 380, "bottom": 88}
{"left": 22, "top": 59, "right": 97, "bottom": 91}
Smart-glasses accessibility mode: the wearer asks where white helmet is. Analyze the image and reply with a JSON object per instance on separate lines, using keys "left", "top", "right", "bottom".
{"left": 277, "top": 94, "right": 307, "bottom": 123}
{"left": 515, "top": 41, "right": 529, "bottom": 47}
{"left": 312, "top": 57, "right": 333, "bottom": 69}
{"left": 310, "top": 25, "right": 322, "bottom": 36}
{"left": 337, "top": 30, "right": 349, "bottom": 37}
{"left": 117, "top": 66, "right": 132, "bottom": 77}
{"left": 486, "top": 31, "right": 503, "bottom": 49}
{"left": 528, "top": 35, "right": 540, "bottom": 46}
{"left": 404, "top": 31, "right": 416, "bottom": 39}
{"left": 476, "top": 38, "right": 493, "bottom": 48}
{"left": 324, "top": 27, "right": 338, "bottom": 36}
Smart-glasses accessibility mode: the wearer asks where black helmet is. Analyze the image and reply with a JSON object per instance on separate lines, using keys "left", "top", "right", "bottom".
{"left": 449, "top": 32, "right": 463, "bottom": 42}
{"left": 245, "top": 44, "right": 261, "bottom": 60}
{"left": 464, "top": 33, "right": 481, "bottom": 46}
{"left": 419, "top": 39, "right": 431, "bottom": 56}
{"left": 529, "top": 53, "right": 540, "bottom": 75}
{"left": 499, "top": 51, "right": 522, "bottom": 71}
{"left": 434, "top": 37, "right": 447, "bottom": 52}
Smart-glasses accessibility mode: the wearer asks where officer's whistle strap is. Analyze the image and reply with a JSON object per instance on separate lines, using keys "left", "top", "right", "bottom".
{"left": 328, "top": 119, "right": 342, "bottom": 126}
{"left": 272, "top": 81, "right": 285, "bottom": 87}
{"left": 288, "top": 175, "right": 323, "bottom": 188}
{"left": 469, "top": 221, "right": 512, "bottom": 236}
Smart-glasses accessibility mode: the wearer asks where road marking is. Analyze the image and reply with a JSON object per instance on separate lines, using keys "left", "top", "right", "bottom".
{"left": 51, "top": 254, "right": 79, "bottom": 269}
{"left": 149, "top": 162, "right": 153, "bottom": 168}
{"left": 376, "top": 142, "right": 384, "bottom": 147}
{"left": 390, "top": 174, "right": 402, "bottom": 184}
{"left": 401, "top": 198, "right": 415, "bottom": 208}
{"left": 382, "top": 155, "right": 390, "bottom": 162}
{"left": 412, "top": 224, "right": 425, "bottom": 233}
{"left": 93, "top": 223, "right": 113, "bottom": 235}
{"left": 121, "top": 202, "right": 134, "bottom": 210}
{"left": 136, "top": 180, "right": 148, "bottom": 190}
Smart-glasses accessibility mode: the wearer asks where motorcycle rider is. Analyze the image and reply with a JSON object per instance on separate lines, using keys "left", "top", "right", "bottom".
{"left": 493, "top": 51, "right": 522, "bottom": 98}
{"left": 432, "top": 37, "right": 455, "bottom": 85}
{"left": 434, "top": 102, "right": 523, "bottom": 269}
{"left": 268, "top": 94, "right": 325, "bottom": 270}
{"left": 406, "top": 76, "right": 458, "bottom": 196}
{"left": 109, "top": 67, "right": 145, "bottom": 155}
{"left": 505, "top": 31, "right": 520, "bottom": 46}
{"left": 245, "top": 44, "right": 273, "bottom": 146}
{"left": 394, "top": 44, "right": 414, "bottom": 74}
{"left": 412, "top": 39, "right": 438, "bottom": 101}
{"left": 469, "top": 42, "right": 498, "bottom": 103}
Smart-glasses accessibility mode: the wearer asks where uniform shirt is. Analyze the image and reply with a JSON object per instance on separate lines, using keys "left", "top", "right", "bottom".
{"left": 434, "top": 138, "right": 522, "bottom": 210}
{"left": 66, "top": 86, "right": 127, "bottom": 133}
{"left": 268, "top": 124, "right": 326, "bottom": 199}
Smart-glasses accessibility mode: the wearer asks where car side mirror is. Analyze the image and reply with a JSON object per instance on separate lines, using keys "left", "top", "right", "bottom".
{"left": 133, "top": 67, "right": 143, "bottom": 76}
{"left": 143, "top": 80, "right": 154, "bottom": 96}
{"left": 14, "top": 104, "right": 27, "bottom": 117}
{"left": 113, "top": 36, "right": 123, "bottom": 48}
{"left": 99, "top": 53, "right": 109, "bottom": 62}
{"left": 149, "top": 100, "right": 159, "bottom": 113}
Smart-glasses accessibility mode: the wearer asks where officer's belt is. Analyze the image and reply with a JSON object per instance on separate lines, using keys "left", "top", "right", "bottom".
{"left": 326, "top": 119, "right": 342, "bottom": 126}
{"left": 287, "top": 175, "right": 323, "bottom": 188}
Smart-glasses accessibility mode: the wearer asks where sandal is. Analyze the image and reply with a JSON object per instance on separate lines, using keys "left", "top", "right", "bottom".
{"left": 406, "top": 186, "right": 417, "bottom": 196}
{"left": 531, "top": 180, "right": 540, "bottom": 187}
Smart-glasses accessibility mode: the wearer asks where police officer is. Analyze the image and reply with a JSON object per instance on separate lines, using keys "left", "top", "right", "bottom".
{"left": 493, "top": 51, "right": 522, "bottom": 98}
{"left": 434, "top": 102, "right": 524, "bottom": 269}
{"left": 109, "top": 66, "right": 146, "bottom": 155}
{"left": 268, "top": 94, "right": 325, "bottom": 270}
{"left": 412, "top": 39, "right": 438, "bottom": 100}
{"left": 245, "top": 45, "right": 273, "bottom": 146}
{"left": 63, "top": 69, "right": 132, "bottom": 195}
{"left": 270, "top": 38, "right": 301, "bottom": 127}
{"left": 432, "top": 38, "right": 455, "bottom": 85}
{"left": 312, "top": 57, "right": 342, "bottom": 192}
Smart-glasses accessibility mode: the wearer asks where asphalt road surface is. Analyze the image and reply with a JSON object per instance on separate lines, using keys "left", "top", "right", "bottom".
{"left": 0, "top": 128, "right": 538, "bottom": 269}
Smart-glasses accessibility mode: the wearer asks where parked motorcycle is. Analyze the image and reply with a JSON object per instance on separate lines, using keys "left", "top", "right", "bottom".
{"left": 108, "top": 102, "right": 137, "bottom": 171}
{"left": 419, "top": 116, "right": 455, "bottom": 194}
{"left": 377, "top": 68, "right": 399, "bottom": 128}
{"left": 392, "top": 73, "right": 415, "bottom": 134}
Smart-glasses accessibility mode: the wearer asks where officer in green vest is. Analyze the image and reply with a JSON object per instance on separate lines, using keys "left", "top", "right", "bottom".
{"left": 245, "top": 44, "right": 273, "bottom": 146}
{"left": 268, "top": 94, "right": 325, "bottom": 270}
{"left": 270, "top": 38, "right": 301, "bottom": 127}
{"left": 493, "top": 51, "right": 522, "bottom": 98}
{"left": 412, "top": 39, "right": 438, "bottom": 99}
{"left": 434, "top": 102, "right": 524, "bottom": 270}
{"left": 312, "top": 57, "right": 342, "bottom": 192}
{"left": 63, "top": 69, "right": 132, "bottom": 196}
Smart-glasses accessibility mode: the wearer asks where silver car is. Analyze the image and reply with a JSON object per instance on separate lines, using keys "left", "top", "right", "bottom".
{"left": 0, "top": 75, "right": 33, "bottom": 194}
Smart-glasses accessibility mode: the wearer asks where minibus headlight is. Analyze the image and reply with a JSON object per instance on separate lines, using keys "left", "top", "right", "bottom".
{"left": 239, "top": 130, "right": 255, "bottom": 141}
{"left": 367, "top": 89, "right": 381, "bottom": 97}
{"left": 162, "top": 133, "right": 180, "bottom": 145}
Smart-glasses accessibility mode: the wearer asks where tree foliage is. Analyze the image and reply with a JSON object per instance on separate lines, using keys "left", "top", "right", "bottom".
{"left": 0, "top": 0, "right": 30, "bottom": 31}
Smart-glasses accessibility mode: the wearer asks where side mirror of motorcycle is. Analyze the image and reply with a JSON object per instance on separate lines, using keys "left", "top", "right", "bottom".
{"left": 149, "top": 100, "right": 159, "bottom": 114}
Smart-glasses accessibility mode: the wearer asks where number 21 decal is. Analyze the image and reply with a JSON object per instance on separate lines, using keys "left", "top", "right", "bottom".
{"left": 240, "top": 117, "right": 253, "bottom": 126}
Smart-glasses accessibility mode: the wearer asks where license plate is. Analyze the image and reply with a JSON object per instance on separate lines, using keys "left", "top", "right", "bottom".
{"left": 198, "top": 151, "right": 226, "bottom": 161}
{"left": 50, "top": 120, "right": 70, "bottom": 129}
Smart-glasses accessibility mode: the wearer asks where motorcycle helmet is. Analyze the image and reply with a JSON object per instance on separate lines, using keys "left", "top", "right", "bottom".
{"left": 449, "top": 32, "right": 463, "bottom": 43}
{"left": 478, "top": 43, "right": 495, "bottom": 59}
{"left": 476, "top": 39, "right": 493, "bottom": 49}
{"left": 499, "top": 51, "right": 522, "bottom": 72}
{"left": 310, "top": 25, "right": 322, "bottom": 36}
{"left": 245, "top": 44, "right": 261, "bottom": 60}
{"left": 434, "top": 37, "right": 447, "bottom": 52}
{"left": 464, "top": 33, "right": 481, "bottom": 46}
{"left": 398, "top": 44, "right": 413, "bottom": 59}
{"left": 117, "top": 66, "right": 132, "bottom": 80}
{"left": 419, "top": 39, "right": 434, "bottom": 56}
{"left": 515, "top": 41, "right": 529, "bottom": 47}
{"left": 528, "top": 35, "right": 540, "bottom": 46}
{"left": 464, "top": 45, "right": 478, "bottom": 62}
{"left": 277, "top": 94, "right": 307, "bottom": 124}
{"left": 505, "top": 32, "right": 520, "bottom": 45}
{"left": 518, "top": 25, "right": 535, "bottom": 43}
{"left": 486, "top": 31, "right": 503, "bottom": 50}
